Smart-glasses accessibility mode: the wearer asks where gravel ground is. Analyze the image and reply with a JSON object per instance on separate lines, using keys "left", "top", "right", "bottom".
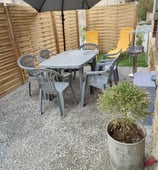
{"left": 0, "top": 66, "right": 153, "bottom": 170}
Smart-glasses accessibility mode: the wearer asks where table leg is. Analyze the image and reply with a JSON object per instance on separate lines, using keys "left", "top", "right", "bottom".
{"left": 79, "top": 67, "right": 84, "bottom": 106}
{"left": 133, "top": 54, "right": 137, "bottom": 74}
{"left": 90, "top": 58, "right": 96, "bottom": 93}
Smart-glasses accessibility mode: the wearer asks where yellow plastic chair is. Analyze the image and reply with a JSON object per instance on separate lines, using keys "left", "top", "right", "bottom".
{"left": 108, "top": 27, "right": 133, "bottom": 57}
{"left": 86, "top": 30, "right": 98, "bottom": 45}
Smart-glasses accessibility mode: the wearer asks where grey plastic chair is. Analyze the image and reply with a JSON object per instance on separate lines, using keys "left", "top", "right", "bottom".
{"left": 81, "top": 57, "right": 116, "bottom": 107}
{"left": 38, "top": 49, "right": 65, "bottom": 74}
{"left": 96, "top": 48, "right": 122, "bottom": 85}
{"left": 37, "top": 49, "right": 54, "bottom": 62}
{"left": 79, "top": 43, "right": 99, "bottom": 70}
{"left": 17, "top": 54, "right": 37, "bottom": 96}
{"left": 29, "top": 68, "right": 76, "bottom": 117}
{"left": 70, "top": 43, "right": 99, "bottom": 79}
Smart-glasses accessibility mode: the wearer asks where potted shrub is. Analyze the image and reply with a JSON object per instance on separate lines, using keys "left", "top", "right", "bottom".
{"left": 98, "top": 81, "right": 151, "bottom": 170}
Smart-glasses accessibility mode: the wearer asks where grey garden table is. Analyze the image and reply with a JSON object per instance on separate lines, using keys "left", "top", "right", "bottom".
{"left": 39, "top": 49, "right": 97, "bottom": 106}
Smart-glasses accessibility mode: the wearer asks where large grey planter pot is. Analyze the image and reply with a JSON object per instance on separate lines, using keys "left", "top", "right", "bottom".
{"left": 107, "top": 120, "right": 146, "bottom": 170}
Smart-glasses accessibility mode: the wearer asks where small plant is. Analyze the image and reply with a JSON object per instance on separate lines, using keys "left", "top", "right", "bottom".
{"left": 98, "top": 81, "right": 151, "bottom": 143}
{"left": 136, "top": 32, "right": 144, "bottom": 46}
{"left": 80, "top": 27, "right": 86, "bottom": 44}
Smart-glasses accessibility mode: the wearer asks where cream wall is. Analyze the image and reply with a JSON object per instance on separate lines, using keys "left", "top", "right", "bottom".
{"left": 95, "top": 0, "right": 126, "bottom": 7}
{"left": 0, "top": 0, "right": 27, "bottom": 5}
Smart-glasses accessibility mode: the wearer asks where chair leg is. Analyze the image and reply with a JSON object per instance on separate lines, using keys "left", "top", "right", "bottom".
{"left": 116, "top": 67, "right": 119, "bottom": 82}
{"left": 69, "top": 84, "right": 77, "bottom": 104}
{"left": 113, "top": 68, "right": 119, "bottom": 85}
{"left": 67, "top": 74, "right": 77, "bottom": 103}
{"left": 57, "top": 92, "right": 65, "bottom": 117}
{"left": 73, "top": 70, "right": 76, "bottom": 79}
{"left": 40, "top": 89, "right": 43, "bottom": 114}
{"left": 113, "top": 67, "right": 119, "bottom": 85}
{"left": 90, "top": 58, "right": 96, "bottom": 71}
{"left": 109, "top": 79, "right": 112, "bottom": 87}
{"left": 113, "top": 70, "right": 118, "bottom": 85}
{"left": 29, "top": 82, "right": 31, "bottom": 96}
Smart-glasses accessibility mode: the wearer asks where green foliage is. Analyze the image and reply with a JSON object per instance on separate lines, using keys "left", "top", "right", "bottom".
{"left": 80, "top": 27, "right": 86, "bottom": 43}
{"left": 98, "top": 52, "right": 147, "bottom": 67}
{"left": 96, "top": 53, "right": 104, "bottom": 63}
{"left": 98, "top": 81, "right": 151, "bottom": 124}
{"left": 118, "top": 52, "right": 147, "bottom": 67}
{"left": 137, "top": 0, "right": 154, "bottom": 21}
{"left": 136, "top": 32, "right": 144, "bottom": 46}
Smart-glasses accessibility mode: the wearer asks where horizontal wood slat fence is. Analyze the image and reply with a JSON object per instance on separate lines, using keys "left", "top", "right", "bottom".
{"left": 87, "top": 3, "right": 137, "bottom": 52}
{"left": 0, "top": 4, "right": 22, "bottom": 97}
{"left": 0, "top": 3, "right": 136, "bottom": 97}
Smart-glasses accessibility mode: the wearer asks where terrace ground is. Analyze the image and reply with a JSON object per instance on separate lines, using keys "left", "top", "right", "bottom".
{"left": 0, "top": 66, "right": 154, "bottom": 170}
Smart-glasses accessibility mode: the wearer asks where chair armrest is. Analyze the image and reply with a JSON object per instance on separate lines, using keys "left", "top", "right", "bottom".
{"left": 103, "top": 54, "right": 110, "bottom": 59}
{"left": 86, "top": 70, "right": 106, "bottom": 75}
{"left": 100, "top": 59, "right": 113, "bottom": 63}
{"left": 62, "top": 72, "right": 71, "bottom": 78}
{"left": 50, "top": 52, "right": 56, "bottom": 57}
{"left": 95, "top": 62, "right": 111, "bottom": 71}
{"left": 60, "top": 72, "right": 72, "bottom": 83}
{"left": 103, "top": 48, "right": 122, "bottom": 59}
{"left": 97, "top": 62, "right": 112, "bottom": 66}
{"left": 103, "top": 53, "right": 118, "bottom": 59}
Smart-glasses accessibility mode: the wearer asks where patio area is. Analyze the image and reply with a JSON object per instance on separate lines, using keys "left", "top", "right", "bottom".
{"left": 0, "top": 66, "right": 153, "bottom": 170}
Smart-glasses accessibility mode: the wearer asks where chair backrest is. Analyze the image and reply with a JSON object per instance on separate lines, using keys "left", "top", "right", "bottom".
{"left": 116, "top": 27, "right": 133, "bottom": 52}
{"left": 29, "top": 68, "right": 61, "bottom": 94}
{"left": 86, "top": 30, "right": 98, "bottom": 45}
{"left": 38, "top": 49, "right": 52, "bottom": 62}
{"left": 17, "top": 54, "right": 35, "bottom": 71}
{"left": 111, "top": 48, "right": 122, "bottom": 65}
{"left": 94, "top": 60, "right": 114, "bottom": 88}
{"left": 108, "top": 27, "right": 133, "bottom": 55}
{"left": 79, "top": 43, "right": 99, "bottom": 51}
{"left": 102, "top": 49, "right": 122, "bottom": 83}
{"left": 104, "top": 48, "right": 122, "bottom": 60}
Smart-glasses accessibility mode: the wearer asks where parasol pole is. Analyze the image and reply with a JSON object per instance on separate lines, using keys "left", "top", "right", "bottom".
{"left": 82, "top": 0, "right": 90, "bottom": 9}
{"left": 61, "top": 0, "right": 66, "bottom": 51}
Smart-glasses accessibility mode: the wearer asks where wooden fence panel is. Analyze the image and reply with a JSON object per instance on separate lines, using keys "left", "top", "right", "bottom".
{"left": 0, "top": 3, "right": 23, "bottom": 97}
{"left": 87, "top": 3, "right": 137, "bottom": 52}
{"left": 1, "top": 4, "right": 80, "bottom": 97}
{"left": 7, "top": 5, "right": 57, "bottom": 56}
{"left": 64, "top": 11, "right": 79, "bottom": 50}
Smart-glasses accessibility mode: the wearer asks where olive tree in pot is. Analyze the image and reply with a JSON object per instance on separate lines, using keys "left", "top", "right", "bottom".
{"left": 98, "top": 81, "right": 151, "bottom": 170}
